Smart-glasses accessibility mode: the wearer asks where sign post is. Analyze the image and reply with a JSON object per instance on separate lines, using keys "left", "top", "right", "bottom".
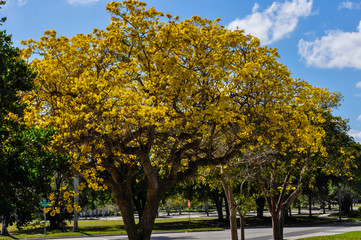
{"left": 39, "top": 198, "right": 51, "bottom": 239}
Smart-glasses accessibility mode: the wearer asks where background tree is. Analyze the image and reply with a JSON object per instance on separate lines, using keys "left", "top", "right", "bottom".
{"left": 218, "top": 161, "right": 258, "bottom": 240}
{"left": 249, "top": 112, "right": 354, "bottom": 240}
{"left": 79, "top": 182, "right": 115, "bottom": 218}
{"left": 0, "top": 2, "right": 47, "bottom": 234}
{"left": 0, "top": 4, "right": 73, "bottom": 234}
{"left": 21, "top": 1, "right": 340, "bottom": 239}
{"left": 187, "top": 169, "right": 227, "bottom": 222}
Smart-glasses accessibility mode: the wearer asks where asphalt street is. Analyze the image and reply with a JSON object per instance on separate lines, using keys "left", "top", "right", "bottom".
{"left": 51, "top": 221, "right": 361, "bottom": 240}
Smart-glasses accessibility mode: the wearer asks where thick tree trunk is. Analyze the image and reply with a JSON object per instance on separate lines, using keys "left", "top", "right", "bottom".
{"left": 265, "top": 185, "right": 302, "bottom": 240}
{"left": 112, "top": 187, "right": 162, "bottom": 240}
{"left": 271, "top": 213, "right": 283, "bottom": 240}
{"left": 271, "top": 208, "right": 287, "bottom": 240}
{"left": 137, "top": 194, "right": 160, "bottom": 240}
{"left": 1, "top": 219, "right": 9, "bottom": 236}
{"left": 105, "top": 158, "right": 173, "bottom": 240}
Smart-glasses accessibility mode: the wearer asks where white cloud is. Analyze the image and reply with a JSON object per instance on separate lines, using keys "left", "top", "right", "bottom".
{"left": 4, "top": 0, "right": 28, "bottom": 6}
{"left": 357, "top": 115, "right": 361, "bottom": 121}
{"left": 339, "top": 1, "right": 361, "bottom": 10}
{"left": 17, "top": 0, "right": 27, "bottom": 6}
{"left": 298, "top": 21, "right": 361, "bottom": 69}
{"left": 349, "top": 129, "right": 361, "bottom": 143}
{"left": 228, "top": 0, "right": 313, "bottom": 45}
{"left": 356, "top": 82, "right": 361, "bottom": 88}
{"left": 67, "top": 0, "right": 99, "bottom": 5}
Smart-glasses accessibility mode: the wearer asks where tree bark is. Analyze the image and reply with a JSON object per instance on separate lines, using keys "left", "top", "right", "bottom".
{"left": 298, "top": 203, "right": 301, "bottom": 215}
{"left": 308, "top": 194, "right": 312, "bottom": 217}
{"left": 221, "top": 176, "right": 238, "bottom": 240}
{"left": 238, "top": 210, "right": 246, "bottom": 240}
{"left": 342, "top": 193, "right": 352, "bottom": 215}
{"left": 270, "top": 203, "right": 288, "bottom": 240}
{"left": 228, "top": 201, "right": 238, "bottom": 240}
{"left": 271, "top": 212, "right": 283, "bottom": 240}
{"left": 111, "top": 183, "right": 163, "bottom": 240}
{"left": 256, "top": 197, "right": 265, "bottom": 218}
{"left": 288, "top": 207, "right": 292, "bottom": 218}
{"left": 322, "top": 202, "right": 326, "bottom": 214}
{"left": 264, "top": 184, "right": 302, "bottom": 240}
{"left": 212, "top": 193, "right": 224, "bottom": 222}
{"left": 225, "top": 196, "right": 230, "bottom": 220}
{"left": 1, "top": 219, "right": 9, "bottom": 236}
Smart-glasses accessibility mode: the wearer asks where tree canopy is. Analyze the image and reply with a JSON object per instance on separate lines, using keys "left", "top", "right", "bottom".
{"left": 21, "top": 1, "right": 340, "bottom": 239}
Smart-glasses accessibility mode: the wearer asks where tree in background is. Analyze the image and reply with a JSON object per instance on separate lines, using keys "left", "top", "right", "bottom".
{"left": 21, "top": 1, "right": 340, "bottom": 239}
{"left": 218, "top": 161, "right": 258, "bottom": 240}
{"left": 250, "top": 112, "right": 355, "bottom": 240}
{"left": 0, "top": 1, "right": 38, "bottom": 234}
{"left": 0, "top": 128, "right": 70, "bottom": 233}
{"left": 0, "top": 3, "right": 73, "bottom": 234}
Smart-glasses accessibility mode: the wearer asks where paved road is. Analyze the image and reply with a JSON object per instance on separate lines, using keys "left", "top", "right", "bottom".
{"left": 51, "top": 221, "right": 361, "bottom": 240}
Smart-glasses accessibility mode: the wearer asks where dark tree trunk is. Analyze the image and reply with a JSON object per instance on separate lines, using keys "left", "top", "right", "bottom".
{"left": 298, "top": 203, "right": 301, "bottom": 215}
{"left": 111, "top": 184, "right": 162, "bottom": 240}
{"left": 271, "top": 212, "right": 283, "bottom": 240}
{"left": 212, "top": 193, "right": 224, "bottom": 222}
{"left": 308, "top": 194, "right": 312, "bottom": 217}
{"left": 1, "top": 219, "right": 9, "bottom": 236}
{"left": 265, "top": 185, "right": 302, "bottom": 240}
{"left": 134, "top": 196, "right": 145, "bottom": 220}
{"left": 288, "top": 207, "right": 292, "bottom": 218}
{"left": 104, "top": 152, "right": 179, "bottom": 240}
{"left": 342, "top": 193, "right": 352, "bottom": 215}
{"left": 225, "top": 195, "right": 230, "bottom": 220}
{"left": 256, "top": 196, "right": 265, "bottom": 218}
{"left": 269, "top": 202, "right": 289, "bottom": 240}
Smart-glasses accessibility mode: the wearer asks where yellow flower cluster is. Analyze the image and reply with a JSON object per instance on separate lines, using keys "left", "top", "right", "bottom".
{"left": 20, "top": 0, "right": 341, "bottom": 201}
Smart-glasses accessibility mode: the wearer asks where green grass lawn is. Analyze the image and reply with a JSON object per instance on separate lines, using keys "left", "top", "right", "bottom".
{"left": 0, "top": 217, "right": 223, "bottom": 239}
{"left": 299, "top": 231, "right": 361, "bottom": 239}
{"left": 0, "top": 215, "right": 357, "bottom": 239}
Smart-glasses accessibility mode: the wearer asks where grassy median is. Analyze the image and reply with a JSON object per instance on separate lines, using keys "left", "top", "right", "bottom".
{"left": 0, "top": 214, "right": 356, "bottom": 239}
{"left": 0, "top": 217, "right": 223, "bottom": 239}
{"left": 299, "top": 231, "right": 361, "bottom": 239}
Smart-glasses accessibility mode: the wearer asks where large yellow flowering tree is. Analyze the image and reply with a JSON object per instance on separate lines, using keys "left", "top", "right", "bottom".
{"left": 21, "top": 1, "right": 340, "bottom": 239}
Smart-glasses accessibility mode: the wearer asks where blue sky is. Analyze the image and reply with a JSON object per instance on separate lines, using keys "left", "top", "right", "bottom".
{"left": 2, "top": 0, "right": 361, "bottom": 142}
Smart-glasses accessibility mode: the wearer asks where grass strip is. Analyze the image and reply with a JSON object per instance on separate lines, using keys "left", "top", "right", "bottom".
{"left": 0, "top": 217, "right": 223, "bottom": 239}
{"left": 298, "top": 231, "right": 361, "bottom": 239}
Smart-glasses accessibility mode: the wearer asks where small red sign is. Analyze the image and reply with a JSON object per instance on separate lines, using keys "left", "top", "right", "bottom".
{"left": 188, "top": 200, "right": 191, "bottom": 208}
